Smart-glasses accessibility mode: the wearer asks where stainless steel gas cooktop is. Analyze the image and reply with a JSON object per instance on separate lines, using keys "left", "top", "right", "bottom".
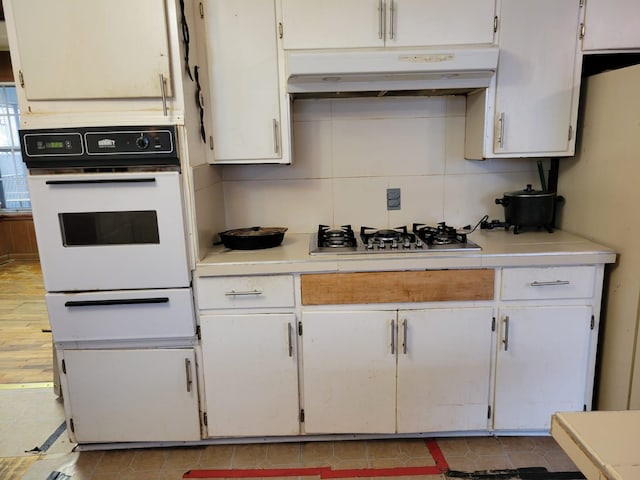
{"left": 309, "top": 223, "right": 481, "bottom": 255}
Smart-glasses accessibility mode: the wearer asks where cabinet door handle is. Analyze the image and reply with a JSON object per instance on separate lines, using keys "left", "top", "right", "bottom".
{"left": 390, "top": 319, "right": 396, "bottom": 355}
{"left": 402, "top": 318, "right": 407, "bottom": 354}
{"left": 224, "top": 289, "right": 263, "bottom": 296}
{"left": 388, "top": 0, "right": 395, "bottom": 39}
{"left": 287, "top": 322, "right": 293, "bottom": 357}
{"left": 502, "top": 316, "right": 510, "bottom": 351}
{"left": 530, "top": 280, "right": 571, "bottom": 287}
{"left": 159, "top": 74, "right": 168, "bottom": 117}
{"left": 185, "top": 358, "right": 193, "bottom": 393}
{"left": 497, "top": 112, "right": 505, "bottom": 148}
{"left": 378, "top": 0, "right": 384, "bottom": 39}
{"left": 47, "top": 178, "right": 156, "bottom": 186}
{"left": 272, "top": 119, "right": 280, "bottom": 155}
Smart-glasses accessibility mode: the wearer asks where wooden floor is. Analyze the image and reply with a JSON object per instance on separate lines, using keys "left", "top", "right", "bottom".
{"left": 0, "top": 259, "right": 53, "bottom": 385}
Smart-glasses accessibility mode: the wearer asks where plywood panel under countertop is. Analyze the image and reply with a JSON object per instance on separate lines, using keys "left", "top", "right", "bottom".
{"left": 301, "top": 269, "right": 494, "bottom": 305}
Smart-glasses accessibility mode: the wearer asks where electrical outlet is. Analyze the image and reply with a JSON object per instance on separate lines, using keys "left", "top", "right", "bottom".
{"left": 387, "top": 188, "right": 401, "bottom": 210}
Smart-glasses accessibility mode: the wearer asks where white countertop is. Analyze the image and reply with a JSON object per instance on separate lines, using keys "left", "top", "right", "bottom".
{"left": 551, "top": 411, "right": 640, "bottom": 480}
{"left": 196, "top": 229, "right": 616, "bottom": 277}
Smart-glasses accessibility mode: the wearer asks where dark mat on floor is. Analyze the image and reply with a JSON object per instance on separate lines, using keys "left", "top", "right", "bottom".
{"left": 446, "top": 467, "right": 586, "bottom": 479}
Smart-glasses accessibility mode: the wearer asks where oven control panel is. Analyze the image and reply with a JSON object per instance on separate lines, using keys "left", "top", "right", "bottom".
{"left": 21, "top": 126, "right": 178, "bottom": 168}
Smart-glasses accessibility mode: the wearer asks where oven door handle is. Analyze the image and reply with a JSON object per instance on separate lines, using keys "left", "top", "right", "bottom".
{"left": 64, "top": 297, "right": 170, "bottom": 308}
{"left": 46, "top": 178, "right": 157, "bottom": 185}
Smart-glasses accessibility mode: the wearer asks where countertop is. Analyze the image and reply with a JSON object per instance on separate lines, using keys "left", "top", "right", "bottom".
{"left": 196, "top": 229, "right": 616, "bottom": 277}
{"left": 551, "top": 411, "right": 640, "bottom": 480}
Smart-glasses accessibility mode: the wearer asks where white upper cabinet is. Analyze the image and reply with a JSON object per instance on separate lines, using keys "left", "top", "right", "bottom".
{"left": 3, "top": 0, "right": 190, "bottom": 126}
{"left": 582, "top": 0, "right": 640, "bottom": 51}
{"left": 280, "top": 0, "right": 497, "bottom": 50}
{"left": 202, "top": 0, "right": 291, "bottom": 164}
{"left": 465, "top": 0, "right": 583, "bottom": 158}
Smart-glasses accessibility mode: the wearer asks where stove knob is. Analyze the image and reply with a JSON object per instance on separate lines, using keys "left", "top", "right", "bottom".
{"left": 415, "top": 240, "right": 424, "bottom": 248}
{"left": 403, "top": 241, "right": 411, "bottom": 249}
{"left": 136, "top": 135, "right": 150, "bottom": 150}
{"left": 378, "top": 239, "right": 386, "bottom": 249}
{"left": 367, "top": 241, "right": 374, "bottom": 250}
{"left": 391, "top": 240, "right": 399, "bottom": 249}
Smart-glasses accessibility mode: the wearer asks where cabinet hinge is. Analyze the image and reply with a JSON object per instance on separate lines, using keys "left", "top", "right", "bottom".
{"left": 590, "top": 315, "right": 595, "bottom": 330}
{"left": 203, "top": 411, "right": 208, "bottom": 426}
{"left": 491, "top": 317, "right": 496, "bottom": 332}
{"left": 493, "top": 16, "right": 498, "bottom": 33}
{"left": 488, "top": 405, "right": 492, "bottom": 419}
{"left": 18, "top": 70, "right": 24, "bottom": 88}
{"left": 196, "top": 325, "right": 201, "bottom": 340}
{"left": 298, "top": 322, "right": 303, "bottom": 336}
{"left": 69, "top": 418, "right": 75, "bottom": 433}
{"left": 199, "top": 2, "right": 204, "bottom": 19}
{"left": 568, "top": 125, "right": 573, "bottom": 141}
{"left": 61, "top": 359, "right": 66, "bottom": 374}
{"left": 579, "top": 22, "right": 585, "bottom": 40}
{"left": 579, "top": 0, "right": 585, "bottom": 7}
{"left": 299, "top": 409, "right": 305, "bottom": 422}
{"left": 278, "top": 22, "right": 284, "bottom": 39}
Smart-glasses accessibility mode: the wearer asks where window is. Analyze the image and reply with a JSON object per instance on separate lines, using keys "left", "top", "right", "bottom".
{"left": 0, "top": 84, "right": 29, "bottom": 210}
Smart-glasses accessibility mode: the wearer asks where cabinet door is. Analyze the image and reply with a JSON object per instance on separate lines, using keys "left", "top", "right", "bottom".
{"left": 491, "top": 0, "right": 582, "bottom": 156}
{"left": 582, "top": 0, "right": 640, "bottom": 51}
{"left": 302, "top": 310, "right": 397, "bottom": 434}
{"left": 61, "top": 349, "right": 200, "bottom": 443}
{"left": 200, "top": 314, "right": 299, "bottom": 436}
{"left": 9, "top": 0, "right": 171, "bottom": 100}
{"left": 388, "top": 0, "right": 496, "bottom": 47}
{"left": 397, "top": 307, "right": 493, "bottom": 433}
{"left": 281, "top": 0, "right": 383, "bottom": 50}
{"left": 204, "top": 0, "right": 286, "bottom": 163}
{"left": 494, "top": 306, "right": 592, "bottom": 431}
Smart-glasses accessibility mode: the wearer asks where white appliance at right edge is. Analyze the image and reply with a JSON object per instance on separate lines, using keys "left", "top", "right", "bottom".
{"left": 557, "top": 63, "right": 640, "bottom": 411}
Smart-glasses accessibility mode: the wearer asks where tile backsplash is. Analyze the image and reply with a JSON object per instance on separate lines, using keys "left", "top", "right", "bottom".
{"left": 222, "top": 96, "right": 543, "bottom": 233}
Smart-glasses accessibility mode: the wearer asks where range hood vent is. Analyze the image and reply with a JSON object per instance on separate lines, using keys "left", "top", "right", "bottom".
{"left": 286, "top": 47, "right": 499, "bottom": 97}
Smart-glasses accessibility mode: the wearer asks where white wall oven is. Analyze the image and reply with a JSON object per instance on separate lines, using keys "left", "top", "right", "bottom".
{"left": 23, "top": 126, "right": 190, "bottom": 292}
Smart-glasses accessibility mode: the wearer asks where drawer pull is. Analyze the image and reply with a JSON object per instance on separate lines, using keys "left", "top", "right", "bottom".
{"left": 529, "top": 280, "right": 571, "bottom": 287}
{"left": 224, "top": 289, "right": 263, "bottom": 296}
{"left": 185, "top": 358, "right": 193, "bottom": 393}
{"left": 65, "top": 297, "right": 169, "bottom": 307}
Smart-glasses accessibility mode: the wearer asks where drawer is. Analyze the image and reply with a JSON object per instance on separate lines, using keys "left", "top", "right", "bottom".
{"left": 196, "top": 275, "right": 294, "bottom": 310}
{"left": 301, "top": 269, "right": 494, "bottom": 305}
{"left": 46, "top": 288, "right": 195, "bottom": 343}
{"left": 501, "top": 266, "right": 596, "bottom": 300}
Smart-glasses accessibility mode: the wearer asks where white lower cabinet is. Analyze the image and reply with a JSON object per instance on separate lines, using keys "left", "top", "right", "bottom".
{"left": 301, "top": 307, "right": 493, "bottom": 434}
{"left": 397, "top": 308, "right": 494, "bottom": 433}
{"left": 493, "top": 305, "right": 592, "bottom": 431}
{"left": 60, "top": 348, "right": 201, "bottom": 443}
{"left": 199, "top": 313, "right": 300, "bottom": 436}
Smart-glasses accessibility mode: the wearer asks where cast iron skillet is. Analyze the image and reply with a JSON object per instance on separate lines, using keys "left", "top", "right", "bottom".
{"left": 219, "top": 226, "right": 288, "bottom": 250}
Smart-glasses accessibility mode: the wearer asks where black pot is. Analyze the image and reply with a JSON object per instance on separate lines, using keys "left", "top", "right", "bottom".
{"left": 219, "top": 226, "right": 287, "bottom": 250}
{"left": 495, "top": 185, "right": 563, "bottom": 233}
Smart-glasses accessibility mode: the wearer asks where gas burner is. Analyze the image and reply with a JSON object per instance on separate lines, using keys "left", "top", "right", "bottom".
{"left": 413, "top": 222, "right": 468, "bottom": 245}
{"left": 317, "top": 224, "right": 357, "bottom": 249}
{"left": 360, "top": 226, "right": 416, "bottom": 249}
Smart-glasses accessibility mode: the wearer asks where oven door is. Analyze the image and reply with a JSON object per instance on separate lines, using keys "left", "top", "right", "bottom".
{"left": 29, "top": 171, "right": 189, "bottom": 291}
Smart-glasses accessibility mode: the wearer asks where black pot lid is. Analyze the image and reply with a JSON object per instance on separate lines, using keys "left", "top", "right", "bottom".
{"left": 504, "top": 184, "right": 555, "bottom": 197}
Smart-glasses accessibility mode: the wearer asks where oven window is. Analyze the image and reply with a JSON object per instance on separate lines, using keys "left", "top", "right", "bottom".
{"left": 59, "top": 211, "right": 160, "bottom": 246}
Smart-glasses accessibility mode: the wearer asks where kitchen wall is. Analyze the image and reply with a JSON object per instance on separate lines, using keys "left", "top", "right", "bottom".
{"left": 221, "top": 96, "right": 546, "bottom": 232}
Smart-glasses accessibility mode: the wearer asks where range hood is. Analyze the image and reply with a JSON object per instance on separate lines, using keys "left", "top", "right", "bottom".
{"left": 286, "top": 46, "right": 499, "bottom": 97}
